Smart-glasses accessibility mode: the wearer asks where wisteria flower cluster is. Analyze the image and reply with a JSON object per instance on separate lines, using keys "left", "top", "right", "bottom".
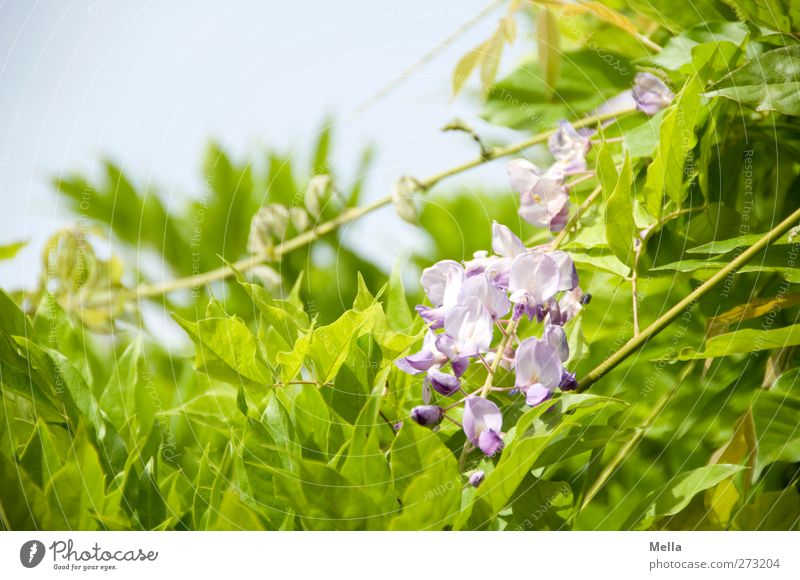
{"left": 396, "top": 221, "right": 588, "bottom": 457}
{"left": 510, "top": 72, "right": 673, "bottom": 232}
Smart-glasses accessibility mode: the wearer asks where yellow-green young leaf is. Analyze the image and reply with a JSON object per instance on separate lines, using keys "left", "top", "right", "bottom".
{"left": 706, "top": 410, "right": 757, "bottom": 527}
{"left": 452, "top": 42, "right": 486, "bottom": 97}
{"left": 0, "top": 240, "right": 25, "bottom": 261}
{"left": 596, "top": 141, "right": 618, "bottom": 198}
{"left": 480, "top": 27, "right": 506, "bottom": 95}
{"left": 536, "top": 9, "right": 560, "bottom": 98}
{"left": 643, "top": 76, "right": 704, "bottom": 217}
{"left": 605, "top": 152, "right": 635, "bottom": 269}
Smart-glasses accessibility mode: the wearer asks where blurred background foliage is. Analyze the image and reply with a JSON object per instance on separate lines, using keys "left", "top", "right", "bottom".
{"left": 1, "top": 0, "right": 799, "bottom": 531}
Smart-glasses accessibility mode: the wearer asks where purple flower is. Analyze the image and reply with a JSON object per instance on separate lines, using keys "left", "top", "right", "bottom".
{"left": 395, "top": 329, "right": 448, "bottom": 375}
{"left": 463, "top": 396, "right": 504, "bottom": 456}
{"left": 633, "top": 73, "right": 674, "bottom": 115}
{"left": 519, "top": 178, "right": 570, "bottom": 232}
{"left": 543, "top": 324, "right": 569, "bottom": 362}
{"left": 417, "top": 260, "right": 465, "bottom": 328}
{"left": 559, "top": 369, "right": 578, "bottom": 391}
{"left": 426, "top": 370, "right": 461, "bottom": 397}
{"left": 508, "top": 252, "right": 560, "bottom": 319}
{"left": 468, "top": 470, "right": 485, "bottom": 488}
{"left": 440, "top": 296, "right": 494, "bottom": 359}
{"left": 464, "top": 222, "right": 527, "bottom": 288}
{"left": 548, "top": 120, "right": 592, "bottom": 176}
{"left": 514, "top": 336, "right": 563, "bottom": 406}
{"left": 458, "top": 274, "right": 511, "bottom": 319}
{"left": 549, "top": 250, "right": 579, "bottom": 291}
{"left": 411, "top": 405, "right": 445, "bottom": 427}
{"left": 555, "top": 287, "right": 586, "bottom": 325}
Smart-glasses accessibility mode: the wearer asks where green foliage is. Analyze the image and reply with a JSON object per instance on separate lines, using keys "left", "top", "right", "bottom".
{"left": 2, "top": 1, "right": 800, "bottom": 532}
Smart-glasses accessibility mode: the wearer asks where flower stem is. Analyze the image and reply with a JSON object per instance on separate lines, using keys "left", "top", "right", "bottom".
{"left": 479, "top": 317, "right": 519, "bottom": 398}
{"left": 545, "top": 184, "right": 604, "bottom": 250}
{"left": 578, "top": 205, "right": 800, "bottom": 391}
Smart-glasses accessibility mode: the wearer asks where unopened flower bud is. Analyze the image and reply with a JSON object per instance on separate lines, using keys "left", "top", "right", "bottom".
{"left": 304, "top": 174, "right": 333, "bottom": 217}
{"left": 392, "top": 175, "right": 421, "bottom": 225}
{"left": 248, "top": 204, "right": 290, "bottom": 253}
{"left": 468, "top": 470, "right": 485, "bottom": 488}
{"left": 632, "top": 72, "right": 674, "bottom": 115}
{"left": 289, "top": 206, "right": 311, "bottom": 232}
{"left": 410, "top": 405, "right": 444, "bottom": 427}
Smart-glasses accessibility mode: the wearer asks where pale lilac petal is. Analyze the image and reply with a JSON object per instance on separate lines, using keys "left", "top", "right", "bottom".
{"left": 420, "top": 260, "right": 464, "bottom": 306}
{"left": 434, "top": 333, "right": 457, "bottom": 360}
{"left": 514, "top": 336, "right": 563, "bottom": 391}
{"left": 483, "top": 257, "right": 513, "bottom": 289}
{"left": 478, "top": 430, "right": 504, "bottom": 456}
{"left": 415, "top": 304, "right": 445, "bottom": 329}
{"left": 633, "top": 73, "right": 674, "bottom": 115}
{"left": 544, "top": 324, "right": 570, "bottom": 362}
{"left": 525, "top": 384, "right": 552, "bottom": 406}
{"left": 468, "top": 470, "right": 485, "bottom": 488}
{"left": 491, "top": 221, "right": 526, "bottom": 258}
{"left": 451, "top": 356, "right": 470, "bottom": 378}
{"left": 458, "top": 274, "right": 511, "bottom": 319}
{"left": 395, "top": 350, "right": 437, "bottom": 375}
{"left": 593, "top": 90, "right": 637, "bottom": 119}
{"left": 548, "top": 196, "right": 571, "bottom": 233}
{"left": 444, "top": 296, "right": 493, "bottom": 356}
{"left": 428, "top": 370, "right": 461, "bottom": 397}
{"left": 463, "top": 396, "right": 503, "bottom": 447}
{"left": 464, "top": 250, "right": 497, "bottom": 277}
{"left": 557, "top": 288, "right": 585, "bottom": 324}
{"left": 508, "top": 252, "right": 560, "bottom": 305}
{"left": 548, "top": 120, "right": 591, "bottom": 166}
{"left": 549, "top": 250, "right": 579, "bottom": 291}
{"left": 507, "top": 158, "right": 543, "bottom": 193}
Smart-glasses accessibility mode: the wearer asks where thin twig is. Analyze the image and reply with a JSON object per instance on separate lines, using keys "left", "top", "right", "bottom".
{"left": 578, "top": 205, "right": 800, "bottom": 391}
{"left": 130, "top": 109, "right": 635, "bottom": 301}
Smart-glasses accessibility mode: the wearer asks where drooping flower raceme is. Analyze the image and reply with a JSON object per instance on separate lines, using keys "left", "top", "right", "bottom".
{"left": 396, "top": 221, "right": 587, "bottom": 461}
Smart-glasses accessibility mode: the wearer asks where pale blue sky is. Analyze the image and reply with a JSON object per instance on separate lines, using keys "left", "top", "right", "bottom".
{"left": 0, "top": 0, "right": 530, "bottom": 290}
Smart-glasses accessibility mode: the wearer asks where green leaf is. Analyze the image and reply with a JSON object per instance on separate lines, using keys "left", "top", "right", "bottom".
{"left": 624, "top": 464, "right": 745, "bottom": 530}
{"left": 721, "top": 0, "right": 800, "bottom": 35}
{"left": 604, "top": 152, "right": 635, "bottom": 269}
{"left": 43, "top": 424, "right": 107, "bottom": 530}
{"left": 670, "top": 324, "right": 800, "bottom": 360}
{"left": 643, "top": 76, "right": 704, "bottom": 216}
{"left": 100, "top": 337, "right": 156, "bottom": 437}
{"left": 19, "top": 420, "right": 64, "bottom": 488}
{"left": 751, "top": 380, "right": 800, "bottom": 477}
{"left": 15, "top": 337, "right": 105, "bottom": 438}
{"left": 706, "top": 46, "right": 800, "bottom": 117}
{"left": 734, "top": 488, "right": 800, "bottom": 530}
{"left": 173, "top": 308, "right": 271, "bottom": 389}
{"left": 651, "top": 21, "right": 749, "bottom": 78}
{"left": 390, "top": 422, "right": 459, "bottom": 496}
{"left": 0, "top": 240, "right": 26, "bottom": 261}
{"left": 506, "top": 476, "right": 573, "bottom": 531}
